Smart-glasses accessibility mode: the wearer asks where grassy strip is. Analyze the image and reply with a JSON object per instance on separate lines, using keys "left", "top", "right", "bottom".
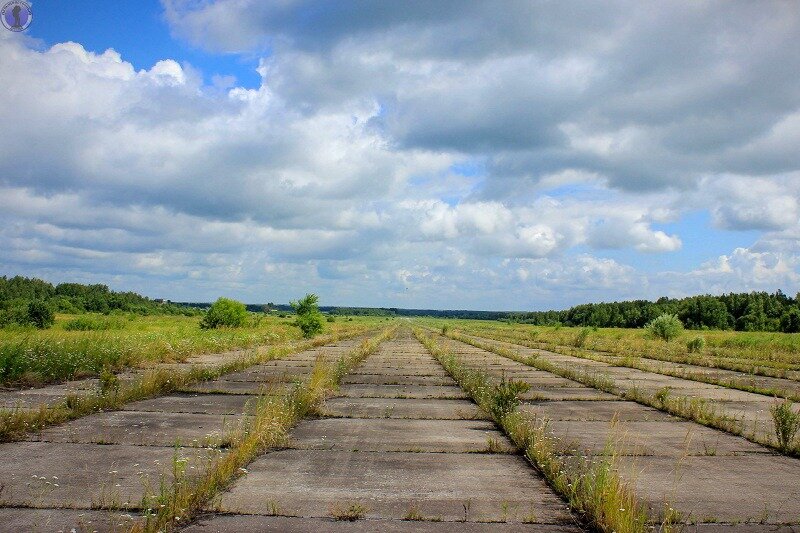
{"left": 413, "top": 328, "right": 649, "bottom": 533}
{"left": 464, "top": 323, "right": 800, "bottom": 379}
{"left": 133, "top": 326, "right": 397, "bottom": 533}
{"left": 445, "top": 328, "right": 800, "bottom": 457}
{"left": 0, "top": 328, "right": 372, "bottom": 442}
{"left": 461, "top": 327, "right": 800, "bottom": 401}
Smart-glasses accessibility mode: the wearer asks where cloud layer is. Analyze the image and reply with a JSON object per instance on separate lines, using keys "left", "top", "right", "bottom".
{"left": 1, "top": 2, "right": 799, "bottom": 309}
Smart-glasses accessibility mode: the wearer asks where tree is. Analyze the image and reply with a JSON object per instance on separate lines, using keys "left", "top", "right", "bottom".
{"left": 780, "top": 308, "right": 800, "bottom": 333}
{"left": 291, "top": 293, "right": 324, "bottom": 338}
{"left": 200, "top": 297, "right": 248, "bottom": 329}
{"left": 27, "top": 299, "right": 54, "bottom": 329}
{"left": 645, "top": 313, "right": 683, "bottom": 342}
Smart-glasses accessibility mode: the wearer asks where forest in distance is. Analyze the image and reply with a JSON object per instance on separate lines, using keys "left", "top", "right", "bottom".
{"left": 1, "top": 275, "right": 799, "bottom": 333}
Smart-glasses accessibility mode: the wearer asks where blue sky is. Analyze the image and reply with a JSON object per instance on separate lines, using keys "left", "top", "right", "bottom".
{"left": 1, "top": 1, "right": 798, "bottom": 310}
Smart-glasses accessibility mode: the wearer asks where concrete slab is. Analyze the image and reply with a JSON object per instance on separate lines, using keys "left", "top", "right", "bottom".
{"left": 0, "top": 441, "right": 221, "bottom": 508}
{"left": 547, "top": 419, "right": 767, "bottom": 456}
{"left": 31, "top": 410, "right": 248, "bottom": 447}
{"left": 341, "top": 374, "right": 455, "bottom": 386}
{"left": 0, "top": 508, "right": 141, "bottom": 532}
{"left": 615, "top": 454, "right": 800, "bottom": 524}
{"left": 521, "top": 400, "right": 675, "bottom": 422}
{"left": 212, "top": 450, "right": 570, "bottom": 523}
{"left": 182, "top": 515, "right": 580, "bottom": 532}
{"left": 123, "top": 393, "right": 257, "bottom": 415}
{"left": 338, "top": 385, "right": 468, "bottom": 399}
{"left": 321, "top": 397, "right": 486, "bottom": 420}
{"left": 183, "top": 379, "right": 291, "bottom": 395}
{"left": 521, "top": 387, "right": 617, "bottom": 401}
{"left": 288, "top": 418, "right": 514, "bottom": 453}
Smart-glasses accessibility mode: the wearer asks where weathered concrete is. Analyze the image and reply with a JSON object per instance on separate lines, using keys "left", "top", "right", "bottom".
{"left": 31, "top": 410, "right": 249, "bottom": 447}
{"left": 288, "top": 418, "right": 514, "bottom": 453}
{"left": 445, "top": 333, "right": 800, "bottom": 527}
{"left": 321, "top": 397, "right": 486, "bottom": 420}
{"left": 123, "top": 392, "right": 257, "bottom": 415}
{"left": 213, "top": 449, "right": 569, "bottom": 523}
{"left": 0, "top": 508, "right": 141, "bottom": 532}
{"left": 198, "top": 331, "right": 579, "bottom": 530}
{"left": 337, "top": 384, "right": 468, "bottom": 399}
{"left": 0, "top": 441, "right": 221, "bottom": 508}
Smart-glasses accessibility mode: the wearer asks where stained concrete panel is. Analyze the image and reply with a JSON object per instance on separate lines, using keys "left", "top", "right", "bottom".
{"left": 338, "top": 385, "right": 468, "bottom": 399}
{"left": 288, "top": 418, "right": 514, "bottom": 453}
{"left": 0, "top": 441, "right": 221, "bottom": 508}
{"left": 32, "top": 410, "right": 248, "bottom": 447}
{"left": 123, "top": 393, "right": 257, "bottom": 415}
{"left": 321, "top": 397, "right": 486, "bottom": 420}
{"left": 213, "top": 449, "right": 570, "bottom": 523}
{"left": 0, "top": 508, "right": 141, "bottom": 533}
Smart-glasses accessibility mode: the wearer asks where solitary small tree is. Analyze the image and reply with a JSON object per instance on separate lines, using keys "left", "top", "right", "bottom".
{"left": 26, "top": 300, "right": 54, "bottom": 329}
{"left": 291, "top": 293, "right": 323, "bottom": 338}
{"left": 645, "top": 313, "right": 683, "bottom": 342}
{"left": 200, "top": 297, "right": 248, "bottom": 329}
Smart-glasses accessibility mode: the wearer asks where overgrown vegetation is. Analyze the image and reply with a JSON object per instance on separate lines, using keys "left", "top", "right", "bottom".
{"left": 291, "top": 293, "right": 324, "bottom": 338}
{"left": 771, "top": 400, "right": 800, "bottom": 452}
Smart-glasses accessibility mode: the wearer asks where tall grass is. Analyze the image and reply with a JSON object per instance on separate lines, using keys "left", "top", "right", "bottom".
{"left": 0, "top": 327, "right": 376, "bottom": 442}
{"left": 414, "top": 328, "right": 648, "bottom": 533}
{"left": 0, "top": 315, "right": 378, "bottom": 386}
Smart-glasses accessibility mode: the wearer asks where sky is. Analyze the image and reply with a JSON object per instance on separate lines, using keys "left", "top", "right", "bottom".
{"left": 1, "top": 1, "right": 799, "bottom": 310}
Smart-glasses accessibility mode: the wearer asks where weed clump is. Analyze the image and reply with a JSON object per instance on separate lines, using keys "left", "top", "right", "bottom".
{"left": 686, "top": 336, "right": 706, "bottom": 353}
{"left": 645, "top": 314, "right": 683, "bottom": 342}
{"left": 771, "top": 400, "right": 800, "bottom": 452}
{"left": 330, "top": 502, "right": 368, "bottom": 521}
{"left": 489, "top": 376, "right": 531, "bottom": 419}
{"left": 574, "top": 327, "right": 591, "bottom": 348}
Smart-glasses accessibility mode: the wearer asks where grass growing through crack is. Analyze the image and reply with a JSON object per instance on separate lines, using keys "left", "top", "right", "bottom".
{"left": 330, "top": 502, "right": 368, "bottom": 521}
{"left": 132, "top": 326, "right": 395, "bottom": 533}
{"left": 414, "top": 328, "right": 648, "bottom": 533}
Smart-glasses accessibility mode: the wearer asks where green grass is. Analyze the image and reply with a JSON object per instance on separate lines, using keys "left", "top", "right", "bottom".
{"left": 0, "top": 314, "right": 382, "bottom": 386}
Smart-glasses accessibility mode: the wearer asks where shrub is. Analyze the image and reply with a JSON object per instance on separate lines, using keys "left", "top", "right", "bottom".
{"left": 771, "top": 400, "right": 800, "bottom": 452}
{"left": 291, "top": 293, "right": 324, "bottom": 338}
{"left": 645, "top": 313, "right": 683, "bottom": 342}
{"left": 199, "top": 297, "right": 248, "bottom": 329}
{"left": 686, "top": 336, "right": 706, "bottom": 353}
{"left": 326, "top": 315, "right": 335, "bottom": 323}
{"left": 26, "top": 300, "right": 54, "bottom": 329}
{"left": 574, "top": 327, "right": 591, "bottom": 348}
{"left": 489, "top": 377, "right": 531, "bottom": 419}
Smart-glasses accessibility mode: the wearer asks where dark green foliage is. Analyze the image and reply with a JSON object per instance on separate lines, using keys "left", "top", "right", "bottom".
{"left": 199, "top": 297, "right": 248, "bottom": 329}
{"left": 26, "top": 300, "right": 54, "bottom": 329}
{"left": 780, "top": 308, "right": 800, "bottom": 333}
{"left": 291, "top": 293, "right": 324, "bottom": 338}
{"left": 508, "top": 290, "right": 797, "bottom": 332}
{"left": 0, "top": 275, "right": 200, "bottom": 324}
{"left": 686, "top": 336, "right": 706, "bottom": 353}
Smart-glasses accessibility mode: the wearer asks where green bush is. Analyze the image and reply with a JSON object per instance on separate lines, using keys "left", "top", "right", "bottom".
{"left": 645, "top": 313, "right": 683, "bottom": 342}
{"left": 771, "top": 400, "right": 800, "bottom": 452}
{"left": 200, "top": 297, "right": 248, "bottom": 329}
{"left": 291, "top": 293, "right": 323, "bottom": 338}
{"left": 574, "top": 327, "right": 591, "bottom": 348}
{"left": 686, "top": 335, "right": 706, "bottom": 353}
{"left": 26, "top": 300, "right": 54, "bottom": 329}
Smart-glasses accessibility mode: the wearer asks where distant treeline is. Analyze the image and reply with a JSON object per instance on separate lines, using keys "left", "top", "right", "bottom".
{"left": 507, "top": 292, "right": 800, "bottom": 333}
{"left": 0, "top": 276, "right": 199, "bottom": 319}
